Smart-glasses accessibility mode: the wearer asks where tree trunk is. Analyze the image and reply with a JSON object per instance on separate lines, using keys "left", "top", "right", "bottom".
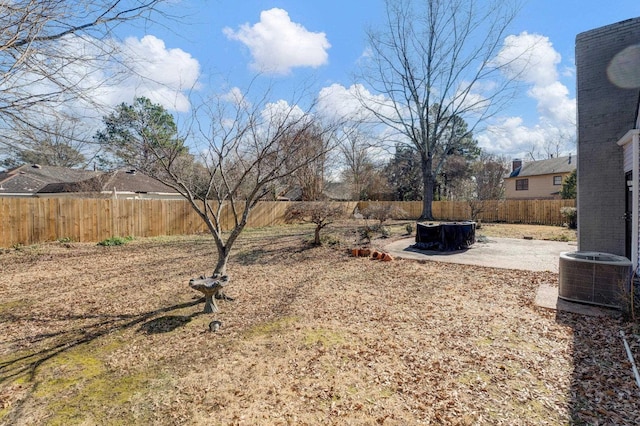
{"left": 419, "top": 157, "right": 435, "bottom": 221}
{"left": 213, "top": 246, "right": 230, "bottom": 276}
{"left": 314, "top": 227, "right": 321, "bottom": 245}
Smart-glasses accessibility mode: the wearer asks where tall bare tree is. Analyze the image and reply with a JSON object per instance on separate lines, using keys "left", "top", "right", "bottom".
{"left": 282, "top": 125, "right": 328, "bottom": 201}
{"left": 465, "top": 152, "right": 509, "bottom": 221}
{"left": 0, "top": 0, "right": 169, "bottom": 157}
{"left": 357, "top": 0, "right": 521, "bottom": 219}
{"left": 526, "top": 129, "right": 576, "bottom": 161}
{"left": 339, "top": 129, "right": 380, "bottom": 200}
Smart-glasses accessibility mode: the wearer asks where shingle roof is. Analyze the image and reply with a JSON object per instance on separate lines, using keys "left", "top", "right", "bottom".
{"left": 101, "top": 169, "right": 178, "bottom": 194}
{"left": 37, "top": 169, "right": 179, "bottom": 194}
{"left": 0, "top": 164, "right": 179, "bottom": 195}
{"left": 509, "top": 155, "right": 576, "bottom": 178}
{"left": 0, "top": 164, "right": 100, "bottom": 194}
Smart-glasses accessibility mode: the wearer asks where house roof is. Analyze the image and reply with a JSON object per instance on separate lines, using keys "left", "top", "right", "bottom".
{"left": 0, "top": 164, "right": 100, "bottom": 194}
{"left": 0, "top": 164, "right": 179, "bottom": 195}
{"left": 323, "top": 181, "right": 353, "bottom": 201}
{"left": 37, "top": 169, "right": 179, "bottom": 194}
{"left": 508, "top": 155, "right": 576, "bottom": 178}
{"left": 102, "top": 169, "right": 178, "bottom": 194}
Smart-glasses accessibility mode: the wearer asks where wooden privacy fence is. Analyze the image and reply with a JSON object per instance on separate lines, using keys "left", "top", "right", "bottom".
{"left": 0, "top": 197, "right": 574, "bottom": 247}
{"left": 358, "top": 199, "right": 577, "bottom": 225}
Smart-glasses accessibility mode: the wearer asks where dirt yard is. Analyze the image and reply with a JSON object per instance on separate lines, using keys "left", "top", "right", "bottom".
{"left": 1, "top": 222, "right": 639, "bottom": 425}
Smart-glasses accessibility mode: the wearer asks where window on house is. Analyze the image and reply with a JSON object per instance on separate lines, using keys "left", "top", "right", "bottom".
{"left": 553, "top": 175, "right": 562, "bottom": 185}
{"left": 516, "top": 179, "right": 529, "bottom": 191}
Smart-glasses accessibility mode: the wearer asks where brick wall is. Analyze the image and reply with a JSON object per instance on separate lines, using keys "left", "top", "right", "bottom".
{"left": 576, "top": 18, "right": 640, "bottom": 256}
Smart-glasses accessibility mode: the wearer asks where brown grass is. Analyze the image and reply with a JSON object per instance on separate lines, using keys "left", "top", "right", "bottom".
{"left": 0, "top": 222, "right": 637, "bottom": 425}
{"left": 476, "top": 223, "right": 577, "bottom": 242}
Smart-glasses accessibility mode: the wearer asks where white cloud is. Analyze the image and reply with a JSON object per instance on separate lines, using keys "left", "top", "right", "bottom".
{"left": 41, "top": 35, "right": 199, "bottom": 114}
{"left": 496, "top": 32, "right": 561, "bottom": 86}
{"left": 223, "top": 8, "right": 330, "bottom": 75}
{"left": 0, "top": 33, "right": 201, "bottom": 147}
{"left": 480, "top": 32, "right": 576, "bottom": 158}
{"left": 118, "top": 35, "right": 201, "bottom": 110}
{"left": 221, "top": 87, "right": 251, "bottom": 108}
{"left": 318, "top": 84, "right": 367, "bottom": 121}
{"left": 84, "top": 35, "right": 200, "bottom": 113}
{"left": 317, "top": 83, "right": 399, "bottom": 123}
{"left": 261, "top": 99, "right": 305, "bottom": 126}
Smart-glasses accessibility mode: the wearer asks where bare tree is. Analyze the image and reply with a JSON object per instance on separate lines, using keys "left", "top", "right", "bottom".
{"left": 466, "top": 152, "right": 509, "bottom": 221}
{"left": 187, "top": 92, "right": 340, "bottom": 277}
{"left": 97, "top": 88, "right": 341, "bottom": 306}
{"left": 282, "top": 125, "right": 328, "bottom": 200}
{"left": 0, "top": 0, "right": 170, "bottom": 155}
{"left": 1, "top": 118, "right": 97, "bottom": 168}
{"left": 357, "top": 0, "right": 521, "bottom": 220}
{"left": 472, "top": 153, "right": 509, "bottom": 201}
{"left": 284, "top": 202, "right": 346, "bottom": 245}
{"left": 339, "top": 129, "right": 381, "bottom": 200}
{"left": 526, "top": 129, "right": 576, "bottom": 160}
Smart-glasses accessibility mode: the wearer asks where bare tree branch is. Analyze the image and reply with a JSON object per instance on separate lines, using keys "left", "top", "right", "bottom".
{"left": 0, "top": 0, "right": 173, "bottom": 164}
{"left": 356, "top": 0, "right": 522, "bottom": 219}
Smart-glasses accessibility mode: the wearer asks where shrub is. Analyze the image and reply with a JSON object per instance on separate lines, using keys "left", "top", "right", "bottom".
{"left": 560, "top": 207, "right": 577, "bottom": 229}
{"left": 97, "top": 236, "right": 134, "bottom": 246}
{"left": 284, "top": 202, "right": 346, "bottom": 245}
{"left": 357, "top": 226, "right": 375, "bottom": 245}
{"left": 405, "top": 223, "right": 414, "bottom": 235}
{"left": 357, "top": 224, "right": 391, "bottom": 244}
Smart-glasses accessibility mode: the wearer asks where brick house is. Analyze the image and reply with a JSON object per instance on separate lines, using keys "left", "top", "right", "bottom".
{"left": 504, "top": 156, "right": 576, "bottom": 200}
{"left": 576, "top": 17, "right": 640, "bottom": 268}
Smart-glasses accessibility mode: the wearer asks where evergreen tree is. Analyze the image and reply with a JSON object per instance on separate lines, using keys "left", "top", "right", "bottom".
{"left": 384, "top": 145, "right": 423, "bottom": 201}
{"left": 95, "top": 97, "right": 186, "bottom": 172}
{"left": 560, "top": 169, "right": 577, "bottom": 199}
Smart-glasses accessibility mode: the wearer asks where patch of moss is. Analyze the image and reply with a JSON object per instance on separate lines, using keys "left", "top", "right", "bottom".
{"left": 34, "top": 350, "right": 104, "bottom": 398}
{"left": 0, "top": 299, "right": 28, "bottom": 316}
{"left": 457, "top": 370, "right": 491, "bottom": 386}
{"left": 303, "top": 328, "right": 346, "bottom": 347}
{"left": 474, "top": 337, "right": 494, "bottom": 346}
{"left": 45, "top": 372, "right": 149, "bottom": 426}
{"left": 27, "top": 337, "right": 153, "bottom": 424}
{"left": 379, "top": 387, "right": 395, "bottom": 398}
{"left": 243, "top": 316, "right": 299, "bottom": 338}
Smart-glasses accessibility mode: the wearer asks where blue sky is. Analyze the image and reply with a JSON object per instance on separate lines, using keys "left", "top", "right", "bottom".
{"left": 105, "top": 0, "right": 640, "bottom": 159}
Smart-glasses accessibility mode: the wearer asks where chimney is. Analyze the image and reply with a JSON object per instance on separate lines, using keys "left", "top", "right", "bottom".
{"left": 568, "top": 153, "right": 572, "bottom": 164}
{"left": 512, "top": 158, "right": 522, "bottom": 172}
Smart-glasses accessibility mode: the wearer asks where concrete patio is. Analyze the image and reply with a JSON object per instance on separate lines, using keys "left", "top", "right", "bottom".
{"left": 383, "top": 236, "right": 621, "bottom": 317}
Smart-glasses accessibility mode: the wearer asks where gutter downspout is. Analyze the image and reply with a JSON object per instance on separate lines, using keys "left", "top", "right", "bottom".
{"left": 633, "top": 131, "right": 639, "bottom": 275}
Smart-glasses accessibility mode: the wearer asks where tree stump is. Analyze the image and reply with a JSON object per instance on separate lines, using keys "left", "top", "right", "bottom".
{"left": 189, "top": 274, "right": 229, "bottom": 313}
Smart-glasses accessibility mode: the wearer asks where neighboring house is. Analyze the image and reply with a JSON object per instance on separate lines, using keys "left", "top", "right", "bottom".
{"left": 504, "top": 156, "right": 576, "bottom": 200}
{"left": 323, "top": 181, "right": 355, "bottom": 201}
{"left": 0, "top": 164, "right": 101, "bottom": 197}
{"left": 0, "top": 164, "right": 182, "bottom": 200}
{"left": 576, "top": 17, "right": 640, "bottom": 269}
{"left": 275, "top": 181, "right": 355, "bottom": 201}
{"left": 276, "top": 181, "right": 391, "bottom": 201}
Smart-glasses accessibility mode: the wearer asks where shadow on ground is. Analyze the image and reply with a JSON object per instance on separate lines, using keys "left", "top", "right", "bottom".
{"left": 0, "top": 298, "right": 206, "bottom": 423}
